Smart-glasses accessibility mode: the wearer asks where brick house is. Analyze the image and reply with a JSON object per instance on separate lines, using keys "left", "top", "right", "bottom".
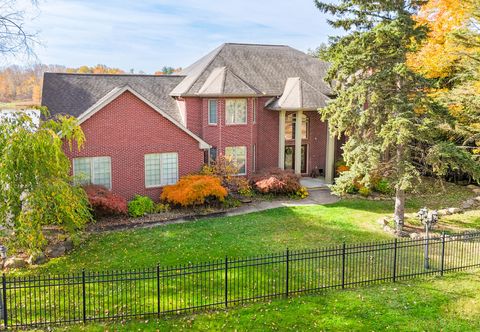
{"left": 42, "top": 43, "right": 340, "bottom": 200}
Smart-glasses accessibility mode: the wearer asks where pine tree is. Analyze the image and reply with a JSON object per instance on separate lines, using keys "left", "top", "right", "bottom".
{"left": 315, "top": 0, "right": 480, "bottom": 231}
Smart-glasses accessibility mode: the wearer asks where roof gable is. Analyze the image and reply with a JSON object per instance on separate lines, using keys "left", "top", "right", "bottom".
{"left": 77, "top": 86, "right": 210, "bottom": 149}
{"left": 197, "top": 66, "right": 260, "bottom": 96}
{"left": 171, "top": 43, "right": 332, "bottom": 97}
{"left": 42, "top": 73, "right": 186, "bottom": 123}
{"left": 267, "top": 77, "right": 330, "bottom": 111}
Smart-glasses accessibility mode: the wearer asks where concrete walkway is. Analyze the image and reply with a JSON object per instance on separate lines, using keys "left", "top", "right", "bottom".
{"left": 225, "top": 188, "right": 339, "bottom": 217}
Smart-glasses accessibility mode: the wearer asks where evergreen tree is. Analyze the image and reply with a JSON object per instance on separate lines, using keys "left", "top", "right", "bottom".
{"left": 315, "top": 0, "right": 480, "bottom": 231}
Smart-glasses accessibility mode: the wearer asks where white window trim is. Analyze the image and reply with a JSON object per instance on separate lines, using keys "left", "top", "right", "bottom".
{"left": 252, "top": 98, "right": 256, "bottom": 124}
{"left": 144, "top": 152, "right": 179, "bottom": 188}
{"left": 208, "top": 99, "right": 218, "bottom": 125}
{"left": 252, "top": 144, "right": 256, "bottom": 173}
{"left": 225, "top": 98, "right": 248, "bottom": 125}
{"left": 73, "top": 156, "right": 112, "bottom": 190}
{"left": 225, "top": 146, "right": 247, "bottom": 176}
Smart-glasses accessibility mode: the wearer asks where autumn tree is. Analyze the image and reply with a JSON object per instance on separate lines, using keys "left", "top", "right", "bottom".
{"left": 0, "top": 112, "right": 92, "bottom": 253}
{"left": 315, "top": 0, "right": 480, "bottom": 231}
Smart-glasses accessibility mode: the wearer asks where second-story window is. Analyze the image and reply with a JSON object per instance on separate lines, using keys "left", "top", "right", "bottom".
{"left": 226, "top": 99, "right": 247, "bottom": 125}
{"left": 208, "top": 99, "right": 217, "bottom": 125}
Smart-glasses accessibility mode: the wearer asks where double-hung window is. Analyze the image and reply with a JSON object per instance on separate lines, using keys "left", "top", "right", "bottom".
{"left": 73, "top": 156, "right": 112, "bottom": 189}
{"left": 208, "top": 99, "right": 217, "bottom": 125}
{"left": 225, "top": 99, "right": 247, "bottom": 125}
{"left": 145, "top": 152, "right": 179, "bottom": 187}
{"left": 225, "top": 146, "right": 247, "bottom": 175}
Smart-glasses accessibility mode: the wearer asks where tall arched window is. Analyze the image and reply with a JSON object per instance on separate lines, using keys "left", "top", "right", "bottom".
{"left": 285, "top": 113, "right": 308, "bottom": 140}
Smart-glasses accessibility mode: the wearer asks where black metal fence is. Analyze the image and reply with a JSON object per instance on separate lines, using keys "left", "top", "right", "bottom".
{"left": 2, "top": 231, "right": 480, "bottom": 329}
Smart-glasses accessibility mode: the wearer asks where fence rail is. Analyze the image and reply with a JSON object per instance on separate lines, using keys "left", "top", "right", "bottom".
{"left": 2, "top": 231, "right": 480, "bottom": 329}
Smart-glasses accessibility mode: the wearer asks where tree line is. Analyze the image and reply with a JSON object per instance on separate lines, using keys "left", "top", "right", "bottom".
{"left": 0, "top": 64, "right": 181, "bottom": 105}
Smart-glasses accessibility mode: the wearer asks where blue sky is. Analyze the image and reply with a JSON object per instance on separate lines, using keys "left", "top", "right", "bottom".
{"left": 20, "top": 0, "right": 338, "bottom": 73}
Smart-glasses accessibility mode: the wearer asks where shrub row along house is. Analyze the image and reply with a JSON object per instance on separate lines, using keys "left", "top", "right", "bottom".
{"left": 41, "top": 43, "right": 342, "bottom": 200}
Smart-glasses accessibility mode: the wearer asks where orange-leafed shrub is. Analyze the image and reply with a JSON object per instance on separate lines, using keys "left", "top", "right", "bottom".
{"left": 83, "top": 185, "right": 128, "bottom": 217}
{"left": 251, "top": 168, "right": 301, "bottom": 195}
{"left": 336, "top": 165, "right": 350, "bottom": 174}
{"left": 161, "top": 175, "right": 228, "bottom": 207}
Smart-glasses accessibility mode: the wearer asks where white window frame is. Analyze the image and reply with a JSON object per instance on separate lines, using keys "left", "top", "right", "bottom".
{"left": 252, "top": 98, "right": 256, "bottom": 124}
{"left": 225, "top": 99, "right": 247, "bottom": 125}
{"left": 144, "top": 152, "right": 179, "bottom": 188}
{"left": 208, "top": 99, "right": 218, "bottom": 125}
{"left": 73, "top": 156, "right": 112, "bottom": 189}
{"left": 225, "top": 146, "right": 247, "bottom": 176}
{"left": 252, "top": 144, "right": 256, "bottom": 173}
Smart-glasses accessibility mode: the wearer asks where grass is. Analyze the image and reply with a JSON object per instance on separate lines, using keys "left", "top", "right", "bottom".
{"left": 16, "top": 184, "right": 478, "bottom": 276}
{"left": 22, "top": 200, "right": 394, "bottom": 275}
{"left": 47, "top": 271, "right": 480, "bottom": 331}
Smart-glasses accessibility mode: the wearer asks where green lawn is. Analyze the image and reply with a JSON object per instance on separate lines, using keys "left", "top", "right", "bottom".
{"left": 23, "top": 200, "right": 395, "bottom": 275}
{"left": 48, "top": 271, "right": 480, "bottom": 332}
{"left": 16, "top": 188, "right": 479, "bottom": 276}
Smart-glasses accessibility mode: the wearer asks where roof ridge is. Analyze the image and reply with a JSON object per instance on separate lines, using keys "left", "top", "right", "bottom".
{"left": 43, "top": 72, "right": 186, "bottom": 78}
{"left": 224, "top": 42, "right": 289, "bottom": 47}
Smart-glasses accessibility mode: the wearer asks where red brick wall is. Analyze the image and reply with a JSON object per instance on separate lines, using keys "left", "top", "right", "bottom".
{"left": 185, "top": 97, "right": 258, "bottom": 176}
{"left": 65, "top": 91, "right": 205, "bottom": 201}
{"left": 183, "top": 96, "right": 329, "bottom": 176}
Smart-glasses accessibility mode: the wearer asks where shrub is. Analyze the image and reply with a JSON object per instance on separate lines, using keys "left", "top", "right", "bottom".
{"left": 154, "top": 203, "right": 171, "bottom": 213}
{"left": 337, "top": 165, "right": 350, "bottom": 174}
{"left": 201, "top": 155, "right": 253, "bottom": 195}
{"left": 161, "top": 175, "right": 228, "bottom": 207}
{"left": 290, "top": 186, "right": 309, "bottom": 199}
{"left": 374, "top": 178, "right": 393, "bottom": 195}
{"left": 128, "top": 195, "right": 155, "bottom": 217}
{"left": 83, "top": 185, "right": 127, "bottom": 217}
{"left": 358, "top": 186, "right": 371, "bottom": 197}
{"left": 251, "top": 168, "right": 301, "bottom": 195}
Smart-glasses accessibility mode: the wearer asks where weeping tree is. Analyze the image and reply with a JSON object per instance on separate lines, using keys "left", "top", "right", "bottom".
{"left": 315, "top": 0, "right": 480, "bottom": 231}
{"left": 0, "top": 111, "right": 92, "bottom": 253}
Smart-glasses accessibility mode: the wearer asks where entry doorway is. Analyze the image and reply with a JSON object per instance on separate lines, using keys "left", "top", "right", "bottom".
{"left": 284, "top": 145, "right": 307, "bottom": 173}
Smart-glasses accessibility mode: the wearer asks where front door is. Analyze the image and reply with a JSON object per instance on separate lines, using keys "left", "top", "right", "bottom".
{"left": 284, "top": 145, "right": 307, "bottom": 173}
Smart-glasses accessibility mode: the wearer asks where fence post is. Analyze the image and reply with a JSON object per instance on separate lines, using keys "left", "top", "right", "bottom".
{"left": 157, "top": 264, "right": 160, "bottom": 315}
{"left": 225, "top": 256, "right": 228, "bottom": 308}
{"left": 393, "top": 239, "right": 398, "bottom": 282}
{"left": 82, "top": 269, "right": 86, "bottom": 324}
{"left": 2, "top": 273, "right": 7, "bottom": 328}
{"left": 341, "top": 242, "right": 346, "bottom": 289}
{"left": 440, "top": 232, "right": 446, "bottom": 276}
{"left": 285, "top": 248, "right": 289, "bottom": 298}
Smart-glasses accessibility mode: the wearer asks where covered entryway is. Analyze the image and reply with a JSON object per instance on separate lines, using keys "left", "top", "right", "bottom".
{"left": 267, "top": 77, "right": 336, "bottom": 183}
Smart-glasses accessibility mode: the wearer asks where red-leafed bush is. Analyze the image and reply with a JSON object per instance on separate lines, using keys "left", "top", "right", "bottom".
{"left": 251, "top": 168, "right": 301, "bottom": 195}
{"left": 161, "top": 175, "right": 228, "bottom": 207}
{"left": 83, "top": 185, "right": 128, "bottom": 217}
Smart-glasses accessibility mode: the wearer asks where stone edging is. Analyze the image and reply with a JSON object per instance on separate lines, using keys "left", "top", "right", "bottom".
{"left": 379, "top": 185, "right": 480, "bottom": 238}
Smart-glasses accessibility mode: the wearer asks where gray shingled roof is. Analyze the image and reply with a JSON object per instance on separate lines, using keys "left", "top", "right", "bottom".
{"left": 170, "top": 43, "right": 332, "bottom": 97}
{"left": 267, "top": 77, "right": 330, "bottom": 111}
{"left": 42, "top": 73, "right": 185, "bottom": 122}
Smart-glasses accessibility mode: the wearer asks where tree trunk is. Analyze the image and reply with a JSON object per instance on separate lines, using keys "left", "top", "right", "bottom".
{"left": 394, "top": 144, "right": 406, "bottom": 231}
{"left": 394, "top": 188, "right": 405, "bottom": 231}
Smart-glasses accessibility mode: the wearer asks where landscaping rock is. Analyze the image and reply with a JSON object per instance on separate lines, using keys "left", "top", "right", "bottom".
{"left": 475, "top": 196, "right": 480, "bottom": 203}
{"left": 409, "top": 233, "right": 420, "bottom": 239}
{"left": 447, "top": 207, "right": 463, "bottom": 214}
{"left": 27, "top": 252, "right": 47, "bottom": 265}
{"left": 467, "top": 184, "right": 478, "bottom": 190}
{"left": 64, "top": 239, "right": 74, "bottom": 252}
{"left": 4, "top": 257, "right": 27, "bottom": 269}
{"left": 383, "top": 225, "right": 396, "bottom": 234}
{"left": 377, "top": 217, "right": 389, "bottom": 226}
{"left": 45, "top": 243, "right": 66, "bottom": 258}
{"left": 394, "top": 230, "right": 410, "bottom": 238}
{"left": 462, "top": 199, "right": 476, "bottom": 209}
{"left": 437, "top": 209, "right": 450, "bottom": 216}
{"left": 473, "top": 188, "right": 480, "bottom": 195}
